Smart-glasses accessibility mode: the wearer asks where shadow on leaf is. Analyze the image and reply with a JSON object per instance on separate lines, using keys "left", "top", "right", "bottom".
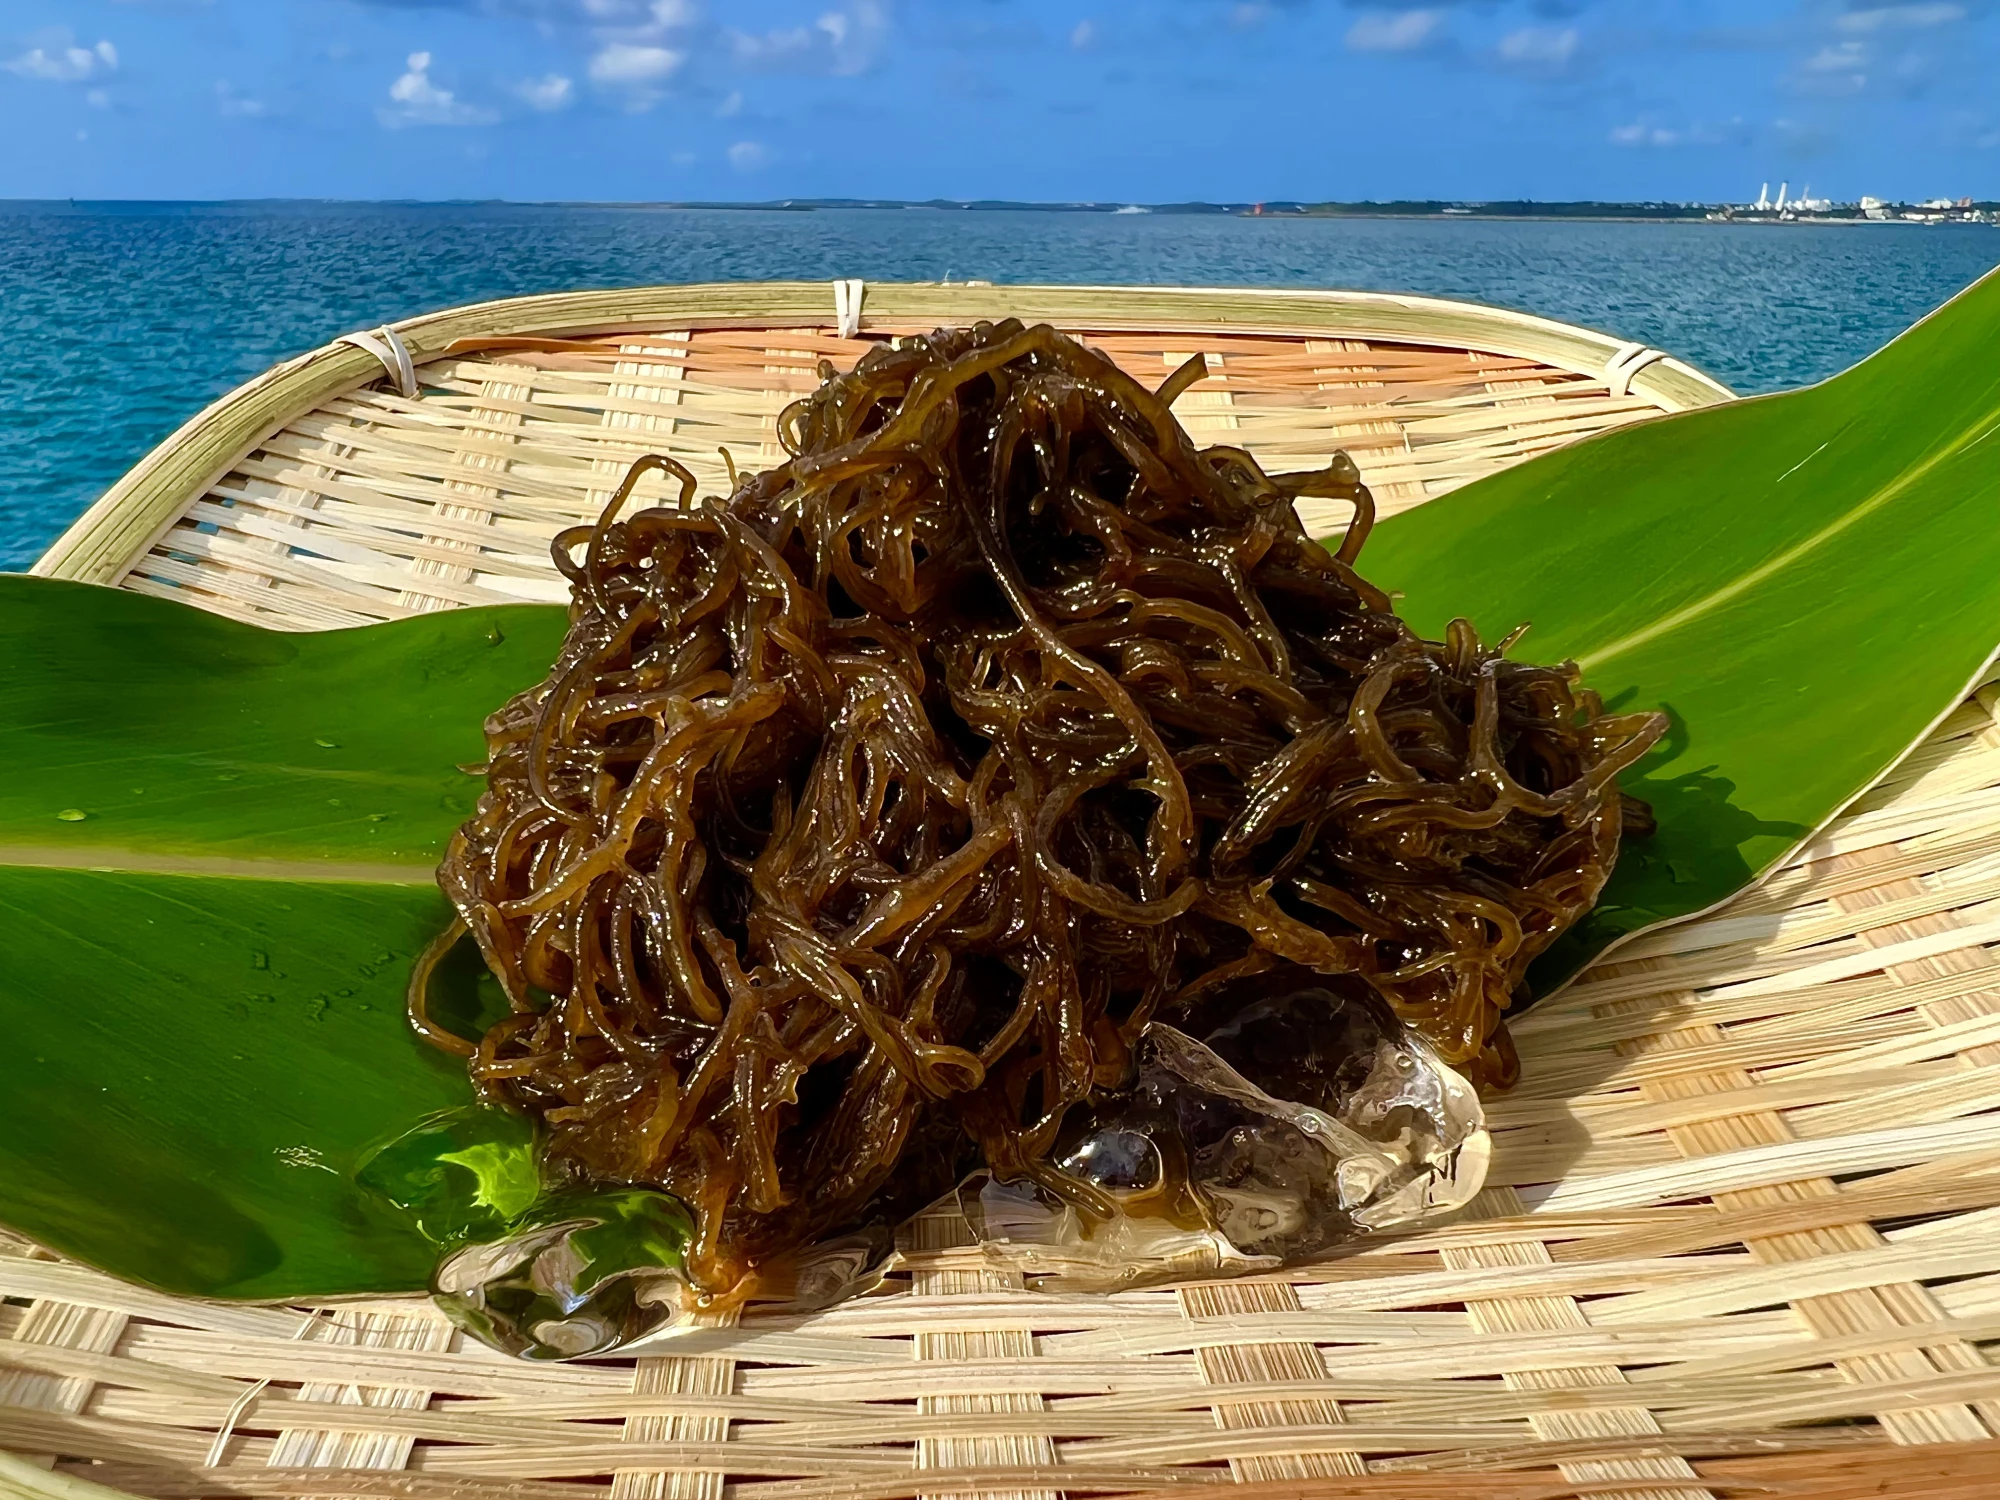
{"left": 1527, "top": 703, "right": 1809, "bottom": 998}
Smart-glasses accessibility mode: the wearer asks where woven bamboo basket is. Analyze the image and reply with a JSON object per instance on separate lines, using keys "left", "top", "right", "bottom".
{"left": 9, "top": 281, "right": 2000, "bottom": 1500}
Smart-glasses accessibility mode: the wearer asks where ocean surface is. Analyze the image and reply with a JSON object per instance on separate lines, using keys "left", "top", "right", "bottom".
{"left": 3, "top": 201, "right": 1996, "bottom": 571}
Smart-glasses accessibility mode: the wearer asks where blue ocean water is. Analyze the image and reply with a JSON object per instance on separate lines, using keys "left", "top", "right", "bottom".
{"left": 3, "top": 201, "right": 1996, "bottom": 571}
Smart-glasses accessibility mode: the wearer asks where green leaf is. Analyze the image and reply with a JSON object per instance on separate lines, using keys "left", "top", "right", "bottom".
{"left": 0, "top": 579, "right": 567, "bottom": 1298}
{"left": 1364, "top": 266, "right": 2000, "bottom": 992}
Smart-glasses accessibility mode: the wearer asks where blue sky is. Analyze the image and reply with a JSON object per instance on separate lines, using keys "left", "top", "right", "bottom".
{"left": 3, "top": 2, "right": 1996, "bottom": 202}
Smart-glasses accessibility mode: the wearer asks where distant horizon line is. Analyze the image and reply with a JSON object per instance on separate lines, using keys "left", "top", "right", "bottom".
{"left": 7, "top": 196, "right": 1997, "bottom": 217}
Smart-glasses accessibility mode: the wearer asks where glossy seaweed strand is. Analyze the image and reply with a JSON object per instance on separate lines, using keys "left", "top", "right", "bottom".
{"left": 413, "top": 320, "right": 1664, "bottom": 1301}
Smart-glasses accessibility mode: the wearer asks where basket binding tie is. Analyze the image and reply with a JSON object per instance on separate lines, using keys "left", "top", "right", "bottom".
{"left": 832, "top": 278, "right": 866, "bottom": 339}
{"left": 338, "top": 323, "right": 421, "bottom": 399}
{"left": 1603, "top": 339, "right": 1668, "bottom": 397}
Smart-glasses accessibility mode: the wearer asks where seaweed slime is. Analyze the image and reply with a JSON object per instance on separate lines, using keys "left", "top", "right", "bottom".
{"left": 415, "top": 320, "right": 1666, "bottom": 1299}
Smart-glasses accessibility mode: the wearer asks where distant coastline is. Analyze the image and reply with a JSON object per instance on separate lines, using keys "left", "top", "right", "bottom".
{"left": 612, "top": 197, "right": 2000, "bottom": 225}
{"left": 11, "top": 196, "right": 1999, "bottom": 224}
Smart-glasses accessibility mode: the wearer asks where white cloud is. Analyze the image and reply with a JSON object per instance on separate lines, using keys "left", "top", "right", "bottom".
{"left": 6, "top": 37, "right": 118, "bottom": 82}
{"left": 417, "top": 0, "right": 691, "bottom": 19}
{"left": 589, "top": 42, "right": 684, "bottom": 83}
{"left": 1790, "top": 6, "right": 1958, "bottom": 98}
{"left": 1497, "top": 26, "right": 1578, "bottom": 68}
{"left": 1837, "top": 4, "right": 1965, "bottom": 31}
{"left": 1610, "top": 120, "right": 1730, "bottom": 148}
{"left": 1070, "top": 19, "right": 1096, "bottom": 48}
{"left": 579, "top": 0, "right": 698, "bottom": 36}
{"left": 1229, "top": 3, "right": 1270, "bottom": 28}
{"left": 1612, "top": 123, "right": 1661, "bottom": 145}
{"left": 1797, "top": 37, "right": 1870, "bottom": 91}
{"left": 1346, "top": 10, "right": 1442, "bottom": 53}
{"left": 215, "top": 80, "right": 266, "bottom": 118}
{"left": 379, "top": 51, "right": 497, "bottom": 128}
{"left": 729, "top": 3, "right": 887, "bottom": 76}
{"left": 514, "top": 73, "right": 574, "bottom": 110}
{"left": 1805, "top": 40, "right": 1869, "bottom": 70}
{"left": 726, "top": 139, "right": 768, "bottom": 170}
{"left": 730, "top": 21, "right": 824, "bottom": 65}
{"left": 715, "top": 88, "right": 742, "bottom": 117}
{"left": 85, "top": 87, "right": 109, "bottom": 108}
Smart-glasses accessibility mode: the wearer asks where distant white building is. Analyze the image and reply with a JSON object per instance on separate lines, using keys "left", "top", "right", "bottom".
{"left": 1921, "top": 197, "right": 1956, "bottom": 209}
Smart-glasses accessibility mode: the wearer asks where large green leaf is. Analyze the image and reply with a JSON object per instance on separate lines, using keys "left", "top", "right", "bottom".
{"left": 5, "top": 266, "right": 2000, "bottom": 1302}
{"left": 0, "top": 580, "right": 566, "bottom": 1298}
{"left": 1366, "top": 265, "right": 2000, "bottom": 989}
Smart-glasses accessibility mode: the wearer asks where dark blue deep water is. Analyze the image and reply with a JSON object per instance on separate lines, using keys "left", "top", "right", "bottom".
{"left": 3, "top": 201, "right": 1996, "bottom": 570}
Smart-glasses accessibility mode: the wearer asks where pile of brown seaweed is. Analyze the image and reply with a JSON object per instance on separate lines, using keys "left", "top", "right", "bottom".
{"left": 417, "top": 320, "right": 1665, "bottom": 1298}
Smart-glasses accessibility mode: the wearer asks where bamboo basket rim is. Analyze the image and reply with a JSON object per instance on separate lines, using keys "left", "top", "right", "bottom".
{"left": 28, "top": 279, "right": 1732, "bottom": 591}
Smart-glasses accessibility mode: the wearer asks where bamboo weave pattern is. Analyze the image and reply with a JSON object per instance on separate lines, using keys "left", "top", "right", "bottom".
{"left": 115, "top": 325, "right": 1677, "bottom": 632}
{"left": 8, "top": 304, "right": 1999, "bottom": 1500}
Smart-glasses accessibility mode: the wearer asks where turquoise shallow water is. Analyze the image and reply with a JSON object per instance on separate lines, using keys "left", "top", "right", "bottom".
{"left": 3, "top": 201, "right": 1996, "bottom": 571}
